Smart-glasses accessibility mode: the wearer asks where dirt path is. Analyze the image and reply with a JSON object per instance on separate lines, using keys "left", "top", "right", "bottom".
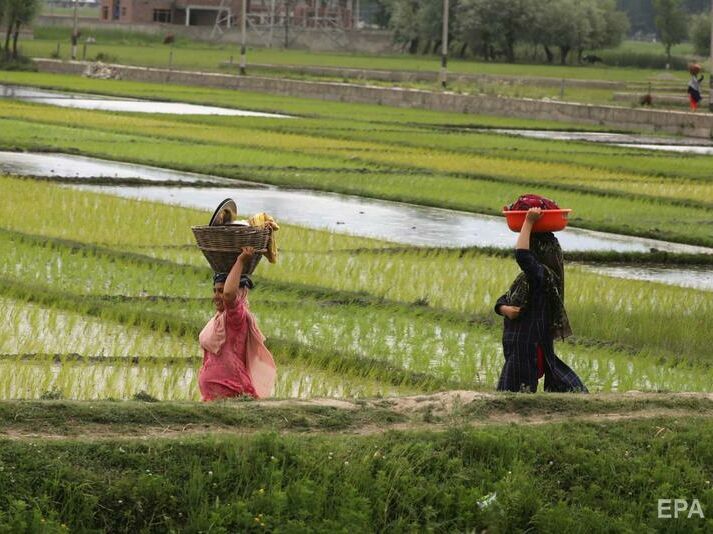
{"left": 1, "top": 391, "right": 711, "bottom": 441}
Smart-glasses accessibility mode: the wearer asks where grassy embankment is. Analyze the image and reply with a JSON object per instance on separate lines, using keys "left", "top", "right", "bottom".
{"left": 27, "top": 27, "right": 693, "bottom": 82}
{"left": 20, "top": 27, "right": 701, "bottom": 106}
{"left": 0, "top": 397, "right": 711, "bottom": 531}
{"left": 0, "top": 72, "right": 711, "bottom": 248}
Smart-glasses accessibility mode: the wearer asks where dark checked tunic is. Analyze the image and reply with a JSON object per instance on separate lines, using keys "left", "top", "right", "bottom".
{"left": 495, "top": 249, "right": 588, "bottom": 393}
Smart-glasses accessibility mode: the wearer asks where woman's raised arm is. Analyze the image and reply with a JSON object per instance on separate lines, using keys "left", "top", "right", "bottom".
{"left": 223, "top": 247, "right": 255, "bottom": 305}
{"left": 515, "top": 208, "right": 545, "bottom": 285}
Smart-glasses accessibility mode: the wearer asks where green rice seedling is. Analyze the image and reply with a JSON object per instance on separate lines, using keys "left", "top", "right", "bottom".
{"left": 3, "top": 91, "right": 712, "bottom": 196}
{"left": 3, "top": 169, "right": 712, "bottom": 399}
{"left": 3, "top": 177, "right": 711, "bottom": 377}
{"left": 1, "top": 112, "right": 710, "bottom": 245}
{"left": 0, "top": 297, "right": 196, "bottom": 359}
{"left": 1, "top": 99, "right": 710, "bottom": 207}
{"left": 0, "top": 357, "right": 417, "bottom": 400}
{"left": 258, "top": 248, "right": 712, "bottom": 365}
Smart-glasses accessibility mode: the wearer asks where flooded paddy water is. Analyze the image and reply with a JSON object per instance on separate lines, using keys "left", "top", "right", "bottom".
{"left": 2, "top": 151, "right": 711, "bottom": 290}
{"left": 0, "top": 84, "right": 291, "bottom": 117}
{"left": 0, "top": 151, "right": 245, "bottom": 184}
{"left": 79, "top": 183, "right": 713, "bottom": 257}
{"left": 480, "top": 128, "right": 713, "bottom": 153}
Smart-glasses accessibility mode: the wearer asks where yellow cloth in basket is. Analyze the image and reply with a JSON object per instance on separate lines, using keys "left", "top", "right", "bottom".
{"left": 248, "top": 212, "right": 279, "bottom": 264}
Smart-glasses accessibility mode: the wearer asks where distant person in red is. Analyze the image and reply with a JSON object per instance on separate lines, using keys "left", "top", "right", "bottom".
{"left": 198, "top": 247, "right": 277, "bottom": 401}
{"left": 688, "top": 64, "right": 704, "bottom": 111}
{"left": 495, "top": 195, "right": 587, "bottom": 393}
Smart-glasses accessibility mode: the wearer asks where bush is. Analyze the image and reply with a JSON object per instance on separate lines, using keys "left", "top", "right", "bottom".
{"left": 691, "top": 13, "right": 711, "bottom": 56}
{"left": 93, "top": 52, "right": 118, "bottom": 63}
{"left": 0, "top": 55, "right": 38, "bottom": 72}
{"left": 597, "top": 50, "right": 690, "bottom": 70}
{"left": 39, "top": 388, "right": 63, "bottom": 400}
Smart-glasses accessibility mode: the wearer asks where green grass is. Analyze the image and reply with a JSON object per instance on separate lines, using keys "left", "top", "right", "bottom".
{"left": 24, "top": 30, "right": 694, "bottom": 83}
{"left": 40, "top": 6, "right": 99, "bottom": 18}
{"left": 0, "top": 393, "right": 711, "bottom": 434}
{"left": 0, "top": 416, "right": 712, "bottom": 531}
{"left": 20, "top": 29, "right": 701, "bottom": 108}
{"left": 606, "top": 40, "right": 695, "bottom": 57}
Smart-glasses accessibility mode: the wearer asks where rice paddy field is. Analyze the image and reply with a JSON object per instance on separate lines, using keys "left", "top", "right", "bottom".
{"left": 0, "top": 69, "right": 712, "bottom": 531}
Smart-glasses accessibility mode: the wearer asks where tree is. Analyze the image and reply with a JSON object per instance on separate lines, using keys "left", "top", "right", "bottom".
{"left": 456, "top": 0, "right": 534, "bottom": 62}
{"left": 598, "top": 0, "right": 630, "bottom": 49}
{"left": 3, "top": 0, "right": 40, "bottom": 60}
{"left": 364, "top": 0, "right": 392, "bottom": 29}
{"left": 386, "top": 0, "right": 459, "bottom": 55}
{"left": 387, "top": 0, "right": 420, "bottom": 52}
{"left": 0, "top": 0, "right": 5, "bottom": 54}
{"left": 12, "top": 0, "right": 39, "bottom": 59}
{"left": 575, "top": 0, "right": 629, "bottom": 62}
{"left": 455, "top": 0, "right": 497, "bottom": 60}
{"left": 653, "top": 0, "right": 688, "bottom": 62}
{"left": 528, "top": 0, "right": 590, "bottom": 64}
{"left": 691, "top": 12, "right": 710, "bottom": 56}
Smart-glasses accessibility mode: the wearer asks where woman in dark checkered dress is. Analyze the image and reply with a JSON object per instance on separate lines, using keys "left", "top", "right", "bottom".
{"left": 495, "top": 208, "right": 587, "bottom": 393}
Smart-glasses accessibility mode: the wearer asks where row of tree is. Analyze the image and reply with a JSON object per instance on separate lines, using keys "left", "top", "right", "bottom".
{"left": 619, "top": 0, "right": 709, "bottom": 36}
{"left": 0, "top": 0, "right": 40, "bottom": 61}
{"left": 385, "top": 0, "right": 630, "bottom": 64}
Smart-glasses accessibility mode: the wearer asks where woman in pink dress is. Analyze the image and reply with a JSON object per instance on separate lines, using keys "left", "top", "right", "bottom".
{"left": 198, "top": 247, "right": 277, "bottom": 401}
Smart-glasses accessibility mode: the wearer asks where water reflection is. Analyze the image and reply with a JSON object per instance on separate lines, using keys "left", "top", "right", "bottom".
{"left": 73, "top": 184, "right": 713, "bottom": 257}
{"left": 0, "top": 84, "right": 291, "bottom": 117}
{"left": 0, "top": 151, "right": 246, "bottom": 184}
{"left": 482, "top": 128, "right": 713, "bottom": 152}
{"left": 583, "top": 264, "right": 713, "bottom": 291}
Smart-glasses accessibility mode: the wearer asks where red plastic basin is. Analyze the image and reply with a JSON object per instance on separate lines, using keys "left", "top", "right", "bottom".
{"left": 503, "top": 209, "right": 572, "bottom": 233}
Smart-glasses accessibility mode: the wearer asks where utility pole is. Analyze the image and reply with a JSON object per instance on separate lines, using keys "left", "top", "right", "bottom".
{"left": 439, "top": 0, "right": 449, "bottom": 89}
{"left": 71, "top": 0, "right": 79, "bottom": 60}
{"left": 240, "top": 0, "right": 247, "bottom": 75}
{"left": 284, "top": 1, "right": 290, "bottom": 48}
{"left": 709, "top": 0, "right": 713, "bottom": 111}
{"left": 268, "top": 0, "right": 276, "bottom": 48}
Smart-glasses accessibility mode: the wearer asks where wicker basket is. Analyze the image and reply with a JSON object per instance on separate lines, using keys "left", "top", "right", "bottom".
{"left": 192, "top": 224, "right": 271, "bottom": 274}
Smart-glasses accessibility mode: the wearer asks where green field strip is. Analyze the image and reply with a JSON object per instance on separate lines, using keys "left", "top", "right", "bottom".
{"left": 0, "top": 280, "right": 463, "bottom": 392}
{"left": 2, "top": 247, "right": 712, "bottom": 395}
{"left": 1, "top": 211, "right": 710, "bottom": 372}
{"left": 0, "top": 415, "right": 711, "bottom": 531}
{"left": 2, "top": 98, "right": 710, "bottom": 208}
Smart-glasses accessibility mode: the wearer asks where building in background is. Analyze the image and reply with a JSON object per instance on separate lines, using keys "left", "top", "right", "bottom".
{"left": 98, "top": 0, "right": 356, "bottom": 30}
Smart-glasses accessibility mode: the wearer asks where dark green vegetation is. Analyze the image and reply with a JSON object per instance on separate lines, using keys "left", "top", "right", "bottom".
{"left": 0, "top": 405, "right": 712, "bottom": 532}
{"left": 388, "top": 0, "right": 629, "bottom": 65}
{"left": 0, "top": 0, "right": 41, "bottom": 61}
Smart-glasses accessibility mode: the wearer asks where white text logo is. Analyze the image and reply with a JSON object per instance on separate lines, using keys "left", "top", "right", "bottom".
{"left": 658, "top": 499, "right": 705, "bottom": 519}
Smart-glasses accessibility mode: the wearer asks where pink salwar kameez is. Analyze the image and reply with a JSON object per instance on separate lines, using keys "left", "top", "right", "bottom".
{"left": 198, "top": 290, "right": 276, "bottom": 401}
